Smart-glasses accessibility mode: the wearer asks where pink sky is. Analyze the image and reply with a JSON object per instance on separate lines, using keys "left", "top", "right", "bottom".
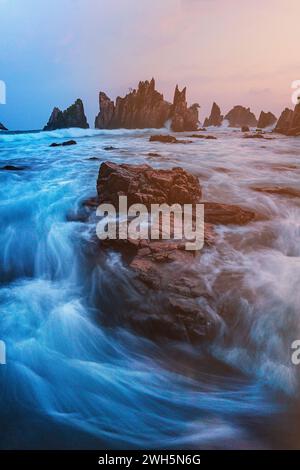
{"left": 1, "top": 0, "right": 299, "bottom": 128}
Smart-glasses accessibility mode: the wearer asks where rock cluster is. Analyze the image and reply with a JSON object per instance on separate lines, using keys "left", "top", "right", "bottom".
{"left": 224, "top": 105, "right": 257, "bottom": 128}
{"left": 95, "top": 78, "right": 199, "bottom": 132}
{"left": 43, "top": 99, "right": 89, "bottom": 131}
{"left": 203, "top": 102, "right": 223, "bottom": 127}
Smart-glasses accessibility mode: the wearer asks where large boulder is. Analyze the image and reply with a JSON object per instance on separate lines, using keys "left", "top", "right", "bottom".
{"left": 257, "top": 111, "right": 277, "bottom": 128}
{"left": 274, "top": 107, "right": 294, "bottom": 134}
{"left": 94, "top": 79, "right": 199, "bottom": 132}
{"left": 94, "top": 161, "right": 261, "bottom": 341}
{"left": 203, "top": 102, "right": 223, "bottom": 127}
{"left": 224, "top": 105, "right": 257, "bottom": 128}
{"left": 0, "top": 122, "right": 7, "bottom": 131}
{"left": 43, "top": 99, "right": 89, "bottom": 131}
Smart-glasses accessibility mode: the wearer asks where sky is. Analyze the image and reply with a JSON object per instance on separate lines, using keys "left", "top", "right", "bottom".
{"left": 0, "top": 0, "right": 299, "bottom": 130}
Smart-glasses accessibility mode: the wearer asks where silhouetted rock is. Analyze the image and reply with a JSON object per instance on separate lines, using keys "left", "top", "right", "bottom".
{"left": 274, "top": 107, "right": 293, "bottom": 134}
{"left": 0, "top": 165, "right": 26, "bottom": 171}
{"left": 44, "top": 99, "right": 89, "bottom": 131}
{"left": 203, "top": 102, "right": 223, "bottom": 127}
{"left": 103, "top": 146, "right": 116, "bottom": 151}
{"left": 49, "top": 140, "right": 77, "bottom": 147}
{"left": 0, "top": 122, "right": 7, "bottom": 131}
{"left": 170, "top": 85, "right": 199, "bottom": 131}
{"left": 257, "top": 111, "right": 277, "bottom": 128}
{"left": 224, "top": 105, "right": 257, "bottom": 127}
{"left": 95, "top": 79, "right": 199, "bottom": 132}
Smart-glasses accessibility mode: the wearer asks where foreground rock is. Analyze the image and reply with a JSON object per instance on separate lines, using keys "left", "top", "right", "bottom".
{"left": 224, "top": 105, "right": 257, "bottom": 128}
{"left": 95, "top": 78, "right": 199, "bottom": 132}
{"left": 203, "top": 102, "right": 223, "bottom": 127}
{"left": 257, "top": 111, "right": 277, "bottom": 128}
{"left": 94, "top": 161, "right": 261, "bottom": 342}
{"left": 0, "top": 122, "right": 7, "bottom": 131}
{"left": 44, "top": 99, "right": 89, "bottom": 131}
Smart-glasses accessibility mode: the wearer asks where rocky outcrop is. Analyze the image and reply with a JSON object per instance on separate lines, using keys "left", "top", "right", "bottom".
{"left": 224, "top": 105, "right": 257, "bottom": 128}
{"left": 49, "top": 140, "right": 77, "bottom": 147}
{"left": 97, "top": 162, "right": 202, "bottom": 208}
{"left": 170, "top": 85, "right": 199, "bottom": 132}
{"left": 257, "top": 111, "right": 277, "bottom": 128}
{"left": 94, "top": 161, "right": 261, "bottom": 341}
{"left": 94, "top": 79, "right": 199, "bottom": 132}
{"left": 274, "top": 107, "right": 293, "bottom": 134}
{"left": 44, "top": 99, "right": 89, "bottom": 131}
{"left": 203, "top": 102, "right": 223, "bottom": 127}
{"left": 0, "top": 122, "right": 7, "bottom": 131}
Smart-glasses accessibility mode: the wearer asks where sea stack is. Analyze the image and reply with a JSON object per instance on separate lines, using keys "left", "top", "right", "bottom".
{"left": 94, "top": 79, "right": 199, "bottom": 132}
{"left": 44, "top": 99, "right": 89, "bottom": 131}
{"left": 274, "top": 107, "right": 295, "bottom": 135}
{"left": 224, "top": 105, "right": 257, "bottom": 128}
{"left": 257, "top": 111, "right": 277, "bottom": 128}
{"left": 203, "top": 102, "right": 223, "bottom": 127}
{"left": 0, "top": 122, "right": 8, "bottom": 131}
{"left": 170, "top": 85, "right": 199, "bottom": 132}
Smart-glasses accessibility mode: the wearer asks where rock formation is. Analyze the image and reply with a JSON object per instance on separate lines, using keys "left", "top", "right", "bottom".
{"left": 203, "top": 102, "right": 223, "bottom": 127}
{"left": 273, "top": 105, "right": 300, "bottom": 136}
{"left": 224, "top": 105, "right": 257, "bottom": 128}
{"left": 44, "top": 99, "right": 89, "bottom": 131}
{"left": 257, "top": 111, "right": 277, "bottom": 128}
{"left": 93, "top": 161, "right": 260, "bottom": 341}
{"left": 0, "top": 122, "right": 7, "bottom": 131}
{"left": 274, "top": 108, "right": 294, "bottom": 134}
{"left": 170, "top": 85, "right": 199, "bottom": 132}
{"left": 94, "top": 79, "right": 199, "bottom": 132}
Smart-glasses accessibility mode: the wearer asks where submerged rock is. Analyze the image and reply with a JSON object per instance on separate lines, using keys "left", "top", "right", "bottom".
{"left": 44, "top": 99, "right": 89, "bottom": 131}
{"left": 0, "top": 122, "right": 8, "bottom": 131}
{"left": 257, "top": 111, "right": 277, "bottom": 128}
{"left": 49, "top": 140, "right": 77, "bottom": 147}
{"left": 224, "top": 105, "right": 257, "bottom": 128}
{"left": 94, "top": 78, "right": 199, "bottom": 132}
{"left": 149, "top": 134, "right": 192, "bottom": 144}
{"left": 0, "top": 165, "right": 27, "bottom": 171}
{"left": 203, "top": 102, "right": 223, "bottom": 127}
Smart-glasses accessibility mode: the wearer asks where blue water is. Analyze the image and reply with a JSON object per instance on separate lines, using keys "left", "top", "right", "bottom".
{"left": 0, "top": 127, "right": 300, "bottom": 449}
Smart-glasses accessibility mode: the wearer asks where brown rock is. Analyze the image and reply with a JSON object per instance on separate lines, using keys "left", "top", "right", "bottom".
{"left": 170, "top": 85, "right": 199, "bottom": 132}
{"left": 43, "top": 99, "right": 89, "bottom": 131}
{"left": 251, "top": 186, "right": 300, "bottom": 198}
{"left": 257, "top": 111, "right": 277, "bottom": 128}
{"left": 225, "top": 105, "right": 257, "bottom": 127}
{"left": 274, "top": 107, "right": 293, "bottom": 134}
{"left": 203, "top": 102, "right": 223, "bottom": 127}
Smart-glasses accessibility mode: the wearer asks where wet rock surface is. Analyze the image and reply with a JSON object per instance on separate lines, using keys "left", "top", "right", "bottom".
{"left": 93, "top": 161, "right": 262, "bottom": 341}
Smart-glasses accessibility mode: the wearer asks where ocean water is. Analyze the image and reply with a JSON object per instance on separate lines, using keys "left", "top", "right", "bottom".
{"left": 0, "top": 126, "right": 300, "bottom": 449}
